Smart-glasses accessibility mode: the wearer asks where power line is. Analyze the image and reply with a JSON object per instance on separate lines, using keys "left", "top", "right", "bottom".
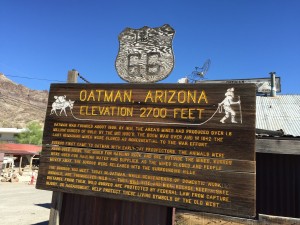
{"left": 78, "top": 73, "right": 90, "bottom": 83}
{"left": 5, "top": 74, "right": 65, "bottom": 82}
{"left": 3, "top": 66, "right": 92, "bottom": 84}
{"left": 5, "top": 73, "right": 91, "bottom": 84}
{"left": 0, "top": 96, "right": 46, "bottom": 111}
{"left": 0, "top": 92, "right": 46, "bottom": 111}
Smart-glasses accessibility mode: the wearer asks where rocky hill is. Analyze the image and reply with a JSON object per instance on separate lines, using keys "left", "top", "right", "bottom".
{"left": 0, "top": 73, "right": 48, "bottom": 128}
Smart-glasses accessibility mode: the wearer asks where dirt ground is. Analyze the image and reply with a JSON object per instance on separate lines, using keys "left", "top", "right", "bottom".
{"left": 0, "top": 181, "right": 52, "bottom": 225}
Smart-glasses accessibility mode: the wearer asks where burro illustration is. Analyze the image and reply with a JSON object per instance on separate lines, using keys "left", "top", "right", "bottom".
{"left": 50, "top": 95, "right": 75, "bottom": 116}
{"left": 115, "top": 24, "right": 175, "bottom": 83}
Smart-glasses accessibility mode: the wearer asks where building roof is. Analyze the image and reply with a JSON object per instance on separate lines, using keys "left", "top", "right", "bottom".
{"left": 0, "top": 128, "right": 26, "bottom": 133}
{"left": 0, "top": 143, "right": 41, "bottom": 155}
{"left": 256, "top": 95, "right": 300, "bottom": 137}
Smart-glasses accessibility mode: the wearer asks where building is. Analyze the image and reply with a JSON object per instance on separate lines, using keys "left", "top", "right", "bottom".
{"left": 256, "top": 95, "right": 300, "bottom": 137}
{"left": 255, "top": 94, "right": 300, "bottom": 218}
{"left": 0, "top": 143, "right": 41, "bottom": 177}
{"left": 0, "top": 128, "right": 26, "bottom": 143}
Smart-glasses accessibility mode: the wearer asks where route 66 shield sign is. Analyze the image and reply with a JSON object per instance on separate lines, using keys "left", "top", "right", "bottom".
{"left": 115, "top": 24, "right": 175, "bottom": 83}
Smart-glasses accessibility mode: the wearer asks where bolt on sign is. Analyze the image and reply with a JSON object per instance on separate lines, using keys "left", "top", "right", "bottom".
{"left": 36, "top": 83, "right": 256, "bottom": 218}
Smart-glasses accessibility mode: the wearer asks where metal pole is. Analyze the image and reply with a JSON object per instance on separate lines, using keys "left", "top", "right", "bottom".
{"left": 270, "top": 72, "right": 277, "bottom": 97}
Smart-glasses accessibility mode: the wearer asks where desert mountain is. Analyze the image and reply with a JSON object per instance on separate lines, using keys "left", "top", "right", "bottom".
{"left": 0, "top": 73, "right": 48, "bottom": 128}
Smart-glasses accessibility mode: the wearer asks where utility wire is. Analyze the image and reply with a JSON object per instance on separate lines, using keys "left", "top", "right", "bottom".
{"left": 5, "top": 73, "right": 91, "bottom": 84}
{"left": 78, "top": 73, "right": 90, "bottom": 83}
{"left": 0, "top": 92, "right": 46, "bottom": 111}
{"left": 0, "top": 96, "right": 45, "bottom": 111}
{"left": 5, "top": 74, "right": 65, "bottom": 83}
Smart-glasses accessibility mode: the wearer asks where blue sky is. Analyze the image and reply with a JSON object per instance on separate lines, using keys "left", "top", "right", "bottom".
{"left": 1, "top": 0, "right": 299, "bottom": 93}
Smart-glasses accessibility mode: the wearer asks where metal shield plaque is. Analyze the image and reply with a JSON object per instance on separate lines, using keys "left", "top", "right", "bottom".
{"left": 115, "top": 24, "right": 175, "bottom": 83}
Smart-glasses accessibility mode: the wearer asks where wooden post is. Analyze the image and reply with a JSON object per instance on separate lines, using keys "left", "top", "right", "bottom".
{"left": 19, "top": 156, "right": 23, "bottom": 174}
{"left": 67, "top": 69, "right": 78, "bottom": 83}
{"left": 48, "top": 69, "right": 78, "bottom": 225}
{"left": 49, "top": 192, "right": 64, "bottom": 225}
{"left": 29, "top": 155, "right": 34, "bottom": 170}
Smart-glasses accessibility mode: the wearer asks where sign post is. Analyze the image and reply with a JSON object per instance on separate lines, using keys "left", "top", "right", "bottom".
{"left": 48, "top": 69, "right": 78, "bottom": 225}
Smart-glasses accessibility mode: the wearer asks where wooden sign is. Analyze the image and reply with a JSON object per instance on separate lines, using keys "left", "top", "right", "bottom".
{"left": 36, "top": 83, "right": 256, "bottom": 218}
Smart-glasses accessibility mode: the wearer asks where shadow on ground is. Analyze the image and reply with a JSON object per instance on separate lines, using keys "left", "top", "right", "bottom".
{"left": 35, "top": 203, "right": 51, "bottom": 209}
{"left": 31, "top": 221, "right": 49, "bottom": 225}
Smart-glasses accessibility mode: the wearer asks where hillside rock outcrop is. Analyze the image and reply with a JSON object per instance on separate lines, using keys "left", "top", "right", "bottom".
{"left": 0, "top": 73, "right": 48, "bottom": 128}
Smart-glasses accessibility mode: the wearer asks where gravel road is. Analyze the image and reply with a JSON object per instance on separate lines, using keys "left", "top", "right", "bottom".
{"left": 0, "top": 182, "right": 52, "bottom": 225}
